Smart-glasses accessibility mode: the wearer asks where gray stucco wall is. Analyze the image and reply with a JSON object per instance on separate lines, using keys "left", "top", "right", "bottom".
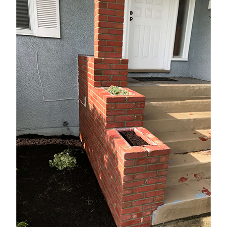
{"left": 128, "top": 0, "right": 211, "bottom": 81}
{"left": 16, "top": 0, "right": 94, "bottom": 136}
{"left": 16, "top": 0, "right": 210, "bottom": 136}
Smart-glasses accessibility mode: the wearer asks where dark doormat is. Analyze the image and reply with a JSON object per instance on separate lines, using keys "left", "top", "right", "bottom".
{"left": 131, "top": 77, "right": 178, "bottom": 81}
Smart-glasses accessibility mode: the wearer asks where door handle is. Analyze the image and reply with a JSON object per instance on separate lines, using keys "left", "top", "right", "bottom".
{"left": 130, "top": 17, "right": 133, "bottom": 21}
{"left": 130, "top": 11, "right": 133, "bottom": 15}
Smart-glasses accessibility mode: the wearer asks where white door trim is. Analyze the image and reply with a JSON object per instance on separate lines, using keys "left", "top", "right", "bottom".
{"left": 172, "top": 0, "right": 196, "bottom": 61}
{"left": 122, "top": 0, "right": 179, "bottom": 70}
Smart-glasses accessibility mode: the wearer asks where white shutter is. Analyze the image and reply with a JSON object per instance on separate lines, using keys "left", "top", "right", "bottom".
{"left": 33, "top": 0, "right": 60, "bottom": 38}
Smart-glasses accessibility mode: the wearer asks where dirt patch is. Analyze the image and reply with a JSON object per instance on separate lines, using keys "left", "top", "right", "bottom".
{"left": 119, "top": 131, "right": 149, "bottom": 146}
{"left": 16, "top": 135, "right": 116, "bottom": 227}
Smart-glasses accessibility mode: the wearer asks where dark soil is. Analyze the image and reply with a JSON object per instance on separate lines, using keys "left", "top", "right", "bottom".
{"left": 16, "top": 134, "right": 116, "bottom": 227}
{"left": 119, "top": 131, "right": 149, "bottom": 146}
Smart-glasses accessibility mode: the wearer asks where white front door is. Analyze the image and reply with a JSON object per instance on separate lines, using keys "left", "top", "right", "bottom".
{"left": 126, "top": 0, "right": 179, "bottom": 70}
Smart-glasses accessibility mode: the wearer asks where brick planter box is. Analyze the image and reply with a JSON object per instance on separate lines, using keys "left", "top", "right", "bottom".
{"left": 80, "top": 125, "right": 170, "bottom": 227}
{"left": 92, "top": 87, "right": 146, "bottom": 129}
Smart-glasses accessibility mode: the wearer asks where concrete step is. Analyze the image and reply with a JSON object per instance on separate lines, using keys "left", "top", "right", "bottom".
{"left": 154, "top": 129, "right": 211, "bottom": 153}
{"left": 144, "top": 99, "right": 211, "bottom": 114}
{"left": 143, "top": 111, "right": 211, "bottom": 133}
{"left": 152, "top": 179, "right": 211, "bottom": 225}
{"left": 166, "top": 151, "right": 211, "bottom": 187}
{"left": 128, "top": 84, "right": 211, "bottom": 99}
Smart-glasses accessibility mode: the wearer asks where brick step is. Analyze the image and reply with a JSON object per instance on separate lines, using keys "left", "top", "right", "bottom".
{"left": 152, "top": 179, "right": 211, "bottom": 225}
{"left": 153, "top": 129, "right": 211, "bottom": 154}
{"left": 143, "top": 111, "right": 211, "bottom": 133}
{"left": 166, "top": 151, "right": 211, "bottom": 187}
{"left": 144, "top": 99, "right": 211, "bottom": 114}
{"left": 128, "top": 84, "right": 211, "bottom": 99}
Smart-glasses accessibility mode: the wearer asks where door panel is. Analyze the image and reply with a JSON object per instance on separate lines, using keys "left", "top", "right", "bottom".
{"left": 128, "top": 0, "right": 172, "bottom": 70}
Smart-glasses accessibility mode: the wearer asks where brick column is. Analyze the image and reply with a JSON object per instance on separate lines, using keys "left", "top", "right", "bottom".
{"left": 94, "top": 0, "right": 125, "bottom": 58}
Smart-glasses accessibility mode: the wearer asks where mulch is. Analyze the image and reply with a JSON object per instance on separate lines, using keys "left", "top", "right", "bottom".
{"left": 119, "top": 131, "right": 149, "bottom": 146}
{"left": 16, "top": 134, "right": 116, "bottom": 227}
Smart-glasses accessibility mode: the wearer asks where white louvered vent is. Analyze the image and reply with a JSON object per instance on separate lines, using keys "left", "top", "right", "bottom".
{"left": 35, "top": 0, "right": 60, "bottom": 38}
{"left": 37, "top": 0, "right": 58, "bottom": 28}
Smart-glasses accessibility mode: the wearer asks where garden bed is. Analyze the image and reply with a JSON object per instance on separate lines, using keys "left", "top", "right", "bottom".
{"left": 16, "top": 134, "right": 116, "bottom": 227}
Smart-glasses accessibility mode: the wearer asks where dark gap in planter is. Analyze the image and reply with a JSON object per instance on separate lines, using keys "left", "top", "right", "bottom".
{"left": 131, "top": 77, "right": 178, "bottom": 81}
{"left": 119, "top": 131, "right": 149, "bottom": 146}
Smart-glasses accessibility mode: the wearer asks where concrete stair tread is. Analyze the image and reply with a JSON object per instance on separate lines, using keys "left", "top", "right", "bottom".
{"left": 152, "top": 179, "right": 211, "bottom": 225}
{"left": 168, "top": 151, "right": 211, "bottom": 168}
{"left": 154, "top": 129, "right": 211, "bottom": 143}
{"left": 164, "top": 179, "right": 211, "bottom": 204}
{"left": 144, "top": 111, "right": 211, "bottom": 121}
{"left": 145, "top": 97, "right": 210, "bottom": 102}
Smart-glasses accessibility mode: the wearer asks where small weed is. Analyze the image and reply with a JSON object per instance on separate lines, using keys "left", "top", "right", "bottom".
{"left": 107, "top": 86, "right": 129, "bottom": 95}
{"left": 86, "top": 197, "right": 93, "bottom": 205}
{"left": 49, "top": 149, "right": 77, "bottom": 170}
{"left": 16, "top": 222, "right": 28, "bottom": 227}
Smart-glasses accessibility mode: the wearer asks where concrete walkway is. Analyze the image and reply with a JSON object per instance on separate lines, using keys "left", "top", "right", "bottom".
{"left": 153, "top": 213, "right": 211, "bottom": 227}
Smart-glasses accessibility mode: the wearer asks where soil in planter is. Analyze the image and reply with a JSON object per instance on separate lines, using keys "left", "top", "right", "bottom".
{"left": 119, "top": 131, "right": 149, "bottom": 146}
{"left": 16, "top": 134, "right": 116, "bottom": 227}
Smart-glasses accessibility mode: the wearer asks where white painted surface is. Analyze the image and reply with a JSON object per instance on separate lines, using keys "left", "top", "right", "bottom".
{"left": 16, "top": 0, "right": 60, "bottom": 38}
{"left": 123, "top": 0, "right": 179, "bottom": 70}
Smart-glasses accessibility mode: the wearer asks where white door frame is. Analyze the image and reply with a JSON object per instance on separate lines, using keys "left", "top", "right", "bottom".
{"left": 122, "top": 0, "right": 179, "bottom": 71}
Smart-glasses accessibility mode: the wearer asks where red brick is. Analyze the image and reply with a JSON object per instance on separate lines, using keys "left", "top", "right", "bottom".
{"left": 121, "top": 218, "right": 141, "bottom": 227}
{"left": 106, "top": 122, "right": 125, "bottom": 128}
{"left": 116, "top": 115, "right": 134, "bottom": 121}
{"left": 146, "top": 177, "right": 167, "bottom": 185}
{"left": 122, "top": 193, "right": 144, "bottom": 202}
{"left": 94, "top": 76, "right": 111, "bottom": 81}
{"left": 94, "top": 64, "right": 111, "bottom": 69}
{"left": 103, "top": 70, "right": 119, "bottom": 75}
{"left": 136, "top": 157, "right": 159, "bottom": 165}
{"left": 117, "top": 103, "right": 135, "bottom": 109}
{"left": 103, "top": 81, "right": 120, "bottom": 86}
{"left": 133, "top": 198, "right": 154, "bottom": 206}
{"left": 121, "top": 205, "right": 143, "bottom": 215}
{"left": 108, "top": 3, "right": 125, "bottom": 10}
{"left": 158, "top": 170, "right": 168, "bottom": 176}
{"left": 147, "top": 163, "right": 169, "bottom": 171}
{"left": 106, "top": 53, "right": 122, "bottom": 58}
{"left": 108, "top": 16, "right": 124, "bottom": 23}
{"left": 112, "top": 76, "right": 127, "bottom": 81}
{"left": 106, "top": 110, "right": 125, "bottom": 116}
{"left": 116, "top": 10, "right": 124, "bottom": 17}
{"left": 107, "top": 41, "right": 122, "bottom": 46}
{"left": 122, "top": 201, "right": 132, "bottom": 209}
{"left": 120, "top": 70, "right": 128, "bottom": 75}
{"left": 124, "top": 166, "right": 146, "bottom": 175}
{"left": 122, "top": 188, "right": 133, "bottom": 195}
{"left": 112, "top": 64, "right": 128, "bottom": 70}
{"left": 145, "top": 190, "right": 165, "bottom": 198}
{"left": 156, "top": 183, "right": 166, "bottom": 190}
{"left": 134, "top": 185, "right": 155, "bottom": 193}
{"left": 103, "top": 59, "right": 120, "bottom": 64}
{"left": 127, "top": 109, "right": 144, "bottom": 115}
{"left": 135, "top": 172, "right": 157, "bottom": 180}
{"left": 136, "top": 102, "right": 145, "bottom": 108}
{"left": 123, "top": 180, "right": 145, "bottom": 189}
{"left": 154, "top": 196, "right": 164, "bottom": 202}
{"left": 98, "top": 9, "right": 116, "bottom": 16}
{"left": 159, "top": 156, "right": 170, "bottom": 163}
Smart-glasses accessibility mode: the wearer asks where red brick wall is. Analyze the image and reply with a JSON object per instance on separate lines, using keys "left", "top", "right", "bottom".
{"left": 78, "top": 1, "right": 171, "bottom": 226}
{"left": 94, "top": 0, "right": 125, "bottom": 58}
{"left": 78, "top": 55, "right": 171, "bottom": 226}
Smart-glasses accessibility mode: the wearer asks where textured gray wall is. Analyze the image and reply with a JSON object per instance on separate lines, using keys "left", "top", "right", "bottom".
{"left": 128, "top": 0, "right": 211, "bottom": 81}
{"left": 16, "top": 0, "right": 94, "bottom": 136}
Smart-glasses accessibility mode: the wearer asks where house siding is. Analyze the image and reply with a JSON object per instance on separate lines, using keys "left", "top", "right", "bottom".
{"left": 16, "top": 0, "right": 94, "bottom": 136}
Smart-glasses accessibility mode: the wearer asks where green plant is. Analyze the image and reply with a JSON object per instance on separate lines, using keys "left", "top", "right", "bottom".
{"left": 49, "top": 149, "right": 77, "bottom": 170}
{"left": 107, "top": 86, "right": 129, "bottom": 95}
{"left": 16, "top": 222, "right": 28, "bottom": 227}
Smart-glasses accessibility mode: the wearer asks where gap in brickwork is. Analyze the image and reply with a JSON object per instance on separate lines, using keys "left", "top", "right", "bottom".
{"left": 119, "top": 130, "right": 149, "bottom": 147}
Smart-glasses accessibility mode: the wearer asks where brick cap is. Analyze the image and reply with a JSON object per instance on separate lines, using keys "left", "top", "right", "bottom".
{"left": 107, "top": 127, "right": 170, "bottom": 160}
